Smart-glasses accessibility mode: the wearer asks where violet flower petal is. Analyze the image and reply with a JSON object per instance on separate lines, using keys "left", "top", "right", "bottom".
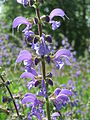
{"left": 13, "top": 16, "right": 31, "bottom": 28}
{"left": 24, "top": 93, "right": 36, "bottom": 98}
{"left": 30, "top": 68, "right": 38, "bottom": 76}
{"left": 54, "top": 49, "right": 71, "bottom": 60}
{"left": 51, "top": 112, "right": 60, "bottom": 117}
{"left": 49, "top": 8, "right": 65, "bottom": 20}
{"left": 56, "top": 94, "right": 68, "bottom": 102}
{"left": 22, "top": 95, "right": 36, "bottom": 104}
{"left": 60, "top": 89, "right": 72, "bottom": 96}
{"left": 54, "top": 88, "right": 61, "bottom": 96}
{"left": 16, "top": 50, "right": 32, "bottom": 63}
{"left": 17, "top": 0, "right": 24, "bottom": 4}
{"left": 20, "top": 72, "right": 34, "bottom": 79}
{"left": 17, "top": 0, "right": 28, "bottom": 5}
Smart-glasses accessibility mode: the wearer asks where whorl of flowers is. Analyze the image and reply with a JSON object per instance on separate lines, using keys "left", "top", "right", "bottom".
{"left": 12, "top": 0, "right": 72, "bottom": 119}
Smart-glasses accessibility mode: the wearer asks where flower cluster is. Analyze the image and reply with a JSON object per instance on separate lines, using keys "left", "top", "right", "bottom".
{"left": 12, "top": 0, "right": 72, "bottom": 119}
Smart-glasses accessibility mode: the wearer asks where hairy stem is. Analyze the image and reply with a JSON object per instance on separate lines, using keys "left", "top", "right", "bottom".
{"left": 0, "top": 75, "right": 20, "bottom": 118}
{"left": 35, "top": 5, "right": 51, "bottom": 120}
{"left": 42, "top": 56, "right": 51, "bottom": 120}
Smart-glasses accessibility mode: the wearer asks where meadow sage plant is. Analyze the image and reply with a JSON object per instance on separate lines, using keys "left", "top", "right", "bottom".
{"left": 12, "top": 0, "right": 72, "bottom": 119}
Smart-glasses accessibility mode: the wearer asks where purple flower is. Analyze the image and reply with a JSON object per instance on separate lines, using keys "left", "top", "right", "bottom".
{"left": 51, "top": 112, "right": 60, "bottom": 120}
{"left": 53, "top": 49, "right": 71, "bottom": 69}
{"left": 20, "top": 72, "right": 38, "bottom": 89}
{"left": 55, "top": 88, "right": 72, "bottom": 103}
{"left": 22, "top": 93, "right": 36, "bottom": 104}
{"left": 56, "top": 94, "right": 69, "bottom": 102}
{"left": 13, "top": 16, "right": 32, "bottom": 29}
{"left": 20, "top": 72, "right": 34, "bottom": 79}
{"left": 38, "top": 80, "right": 47, "bottom": 98}
{"left": 54, "top": 88, "right": 61, "bottom": 96}
{"left": 17, "top": 0, "right": 28, "bottom": 6}
{"left": 50, "top": 21, "right": 60, "bottom": 30}
{"left": 24, "top": 30, "right": 34, "bottom": 43}
{"left": 16, "top": 50, "right": 32, "bottom": 63}
{"left": 22, "top": 93, "right": 42, "bottom": 120}
{"left": 49, "top": 8, "right": 68, "bottom": 30}
{"left": 16, "top": 50, "right": 37, "bottom": 76}
{"left": 50, "top": 88, "right": 72, "bottom": 110}
{"left": 24, "top": 60, "right": 37, "bottom": 76}
{"left": 13, "top": 16, "right": 34, "bottom": 42}
{"left": 60, "top": 89, "right": 72, "bottom": 96}
{"left": 27, "top": 79, "right": 39, "bottom": 90}
{"left": 36, "top": 35, "right": 50, "bottom": 56}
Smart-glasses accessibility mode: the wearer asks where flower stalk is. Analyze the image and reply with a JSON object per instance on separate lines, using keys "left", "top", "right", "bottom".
{"left": 35, "top": 4, "right": 51, "bottom": 120}
{"left": 0, "top": 74, "right": 20, "bottom": 119}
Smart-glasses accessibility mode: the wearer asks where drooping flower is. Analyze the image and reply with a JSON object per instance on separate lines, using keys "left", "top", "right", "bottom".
{"left": 22, "top": 93, "right": 43, "bottom": 120}
{"left": 49, "top": 8, "right": 68, "bottom": 30}
{"left": 13, "top": 16, "right": 32, "bottom": 29}
{"left": 16, "top": 50, "right": 37, "bottom": 76}
{"left": 55, "top": 88, "right": 72, "bottom": 104}
{"left": 13, "top": 16, "right": 33, "bottom": 42}
{"left": 50, "top": 88, "right": 72, "bottom": 111}
{"left": 53, "top": 49, "right": 71, "bottom": 69}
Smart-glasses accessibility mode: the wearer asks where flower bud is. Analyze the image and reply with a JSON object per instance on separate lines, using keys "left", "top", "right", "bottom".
{"left": 35, "top": 57, "right": 40, "bottom": 65}
{"left": 26, "top": 36, "right": 33, "bottom": 43}
{"left": 34, "top": 17, "right": 38, "bottom": 24}
{"left": 47, "top": 72, "right": 52, "bottom": 78}
{"left": 33, "top": 37, "right": 39, "bottom": 44}
{"left": 46, "top": 35, "right": 52, "bottom": 43}
{"left": 45, "top": 16, "right": 50, "bottom": 22}
{"left": 2, "top": 96, "right": 11, "bottom": 103}
{"left": 35, "top": 80, "right": 40, "bottom": 87}
{"left": 2, "top": 96, "right": 7, "bottom": 103}
{"left": 48, "top": 79, "right": 53, "bottom": 86}
{"left": 30, "top": 0, "right": 33, "bottom": 6}
{"left": 6, "top": 80, "right": 10, "bottom": 85}
{"left": 45, "top": 56, "right": 51, "bottom": 64}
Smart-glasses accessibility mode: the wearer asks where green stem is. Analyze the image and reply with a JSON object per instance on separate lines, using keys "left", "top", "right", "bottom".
{"left": 41, "top": 56, "right": 51, "bottom": 120}
{"left": 0, "top": 74, "right": 20, "bottom": 118}
{"left": 35, "top": 5, "right": 51, "bottom": 120}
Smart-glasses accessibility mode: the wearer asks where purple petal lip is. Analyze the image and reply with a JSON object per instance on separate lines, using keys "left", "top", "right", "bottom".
{"left": 56, "top": 94, "right": 68, "bottom": 102}
{"left": 54, "top": 88, "right": 61, "bottom": 96}
{"left": 24, "top": 93, "right": 36, "bottom": 98}
{"left": 13, "top": 16, "right": 31, "bottom": 28}
{"left": 29, "top": 68, "right": 38, "bottom": 76}
{"left": 51, "top": 112, "right": 60, "bottom": 117}
{"left": 17, "top": 0, "right": 24, "bottom": 4}
{"left": 20, "top": 72, "right": 34, "bottom": 79}
{"left": 17, "top": 0, "right": 28, "bottom": 5}
{"left": 60, "top": 89, "right": 72, "bottom": 96}
{"left": 16, "top": 50, "right": 32, "bottom": 63}
{"left": 49, "top": 8, "right": 65, "bottom": 20}
{"left": 22, "top": 96, "right": 36, "bottom": 104}
{"left": 54, "top": 49, "right": 71, "bottom": 60}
